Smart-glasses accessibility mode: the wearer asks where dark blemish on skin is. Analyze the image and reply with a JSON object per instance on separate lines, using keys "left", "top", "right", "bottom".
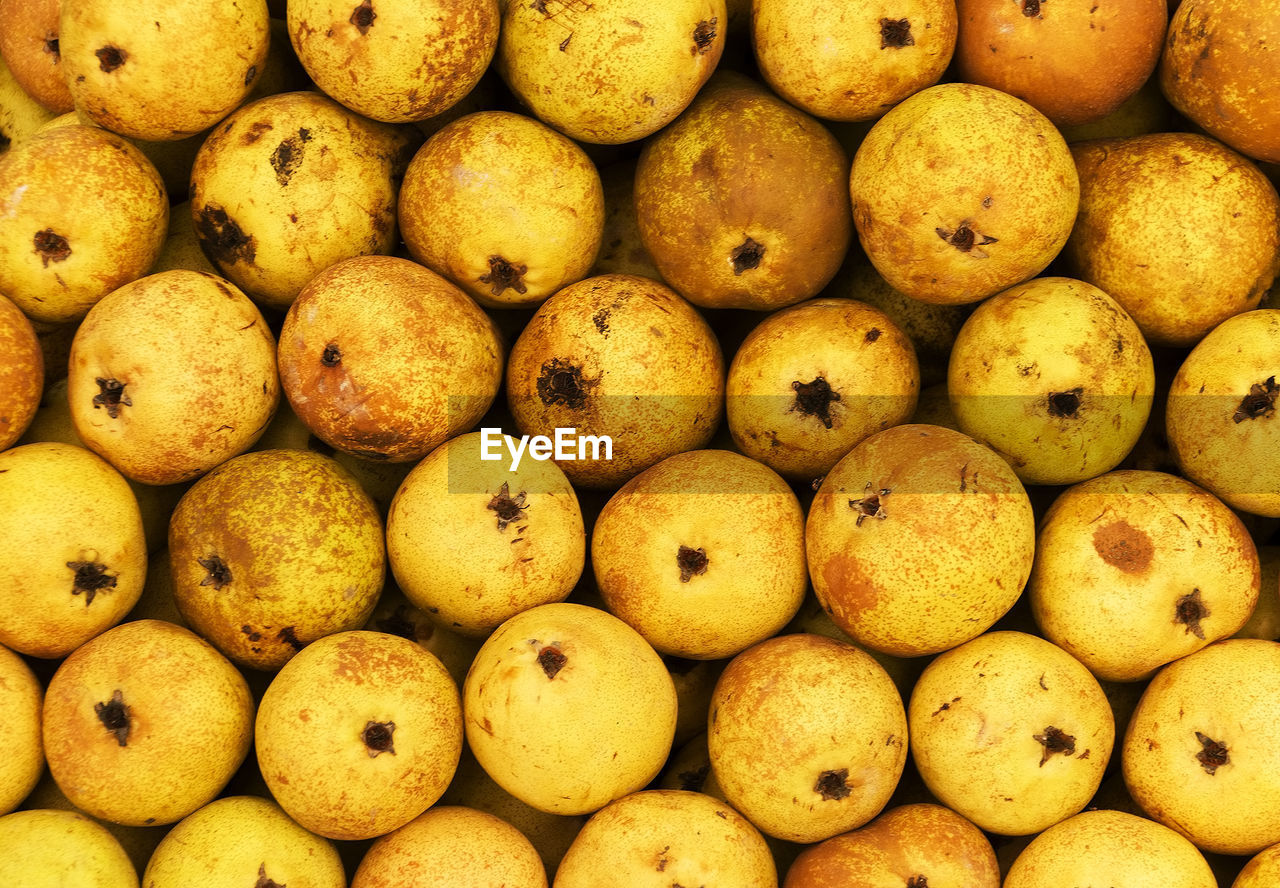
{"left": 92, "top": 378, "right": 131, "bottom": 418}
{"left": 1034, "top": 726, "right": 1076, "bottom": 766}
{"left": 936, "top": 223, "right": 998, "bottom": 254}
{"left": 196, "top": 204, "right": 257, "bottom": 266}
{"left": 865, "top": 328, "right": 881, "bottom": 342}
{"left": 1175, "top": 588, "right": 1210, "bottom": 640}
{"left": 241, "top": 625, "right": 262, "bottom": 642}
{"left": 932, "top": 696, "right": 960, "bottom": 716}
{"left": 33, "top": 229, "right": 71, "bottom": 266}
{"left": 538, "top": 645, "right": 567, "bottom": 678}
{"left": 1195, "top": 732, "right": 1228, "bottom": 774}
{"left": 730, "top": 236, "right": 764, "bottom": 274}
{"left": 277, "top": 626, "right": 304, "bottom": 651}
{"left": 321, "top": 343, "right": 342, "bottom": 367}
{"left": 198, "top": 555, "right": 232, "bottom": 589}
{"left": 244, "top": 65, "right": 257, "bottom": 86}
{"left": 350, "top": 0, "right": 376, "bottom": 34}
{"left": 880, "top": 18, "right": 914, "bottom": 48}
{"left": 1234, "top": 377, "right": 1277, "bottom": 423}
{"left": 270, "top": 130, "right": 311, "bottom": 187}
{"left": 479, "top": 255, "right": 528, "bottom": 297}
{"left": 908, "top": 878, "right": 929, "bottom": 888}
{"left": 677, "top": 545, "right": 708, "bottom": 582}
{"left": 255, "top": 864, "right": 285, "bottom": 888}
{"left": 68, "top": 559, "right": 117, "bottom": 605}
{"left": 560, "top": 33, "right": 571, "bottom": 51}
{"left": 850, "top": 482, "right": 891, "bottom": 526}
{"left": 362, "top": 720, "right": 395, "bottom": 756}
{"left": 95, "top": 45, "right": 126, "bottom": 72}
{"left": 95, "top": 689, "right": 130, "bottom": 746}
{"left": 815, "top": 769, "right": 851, "bottom": 800}
{"left": 693, "top": 18, "right": 717, "bottom": 53}
{"left": 1048, "top": 387, "right": 1083, "bottom": 418}
{"left": 1022, "top": 0, "right": 1042, "bottom": 16}
{"left": 487, "top": 482, "right": 528, "bottom": 531}
{"left": 536, "top": 358, "right": 589, "bottom": 409}
{"left": 791, "top": 377, "right": 841, "bottom": 429}
{"left": 44, "top": 37, "right": 60, "bottom": 59}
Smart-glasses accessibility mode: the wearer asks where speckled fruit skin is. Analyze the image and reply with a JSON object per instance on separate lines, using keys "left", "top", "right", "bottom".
{"left": 463, "top": 602, "right": 677, "bottom": 816}
{"left": 0, "top": 124, "right": 167, "bottom": 325}
{"left": 707, "top": 633, "right": 908, "bottom": 844}
{"left": 288, "top": 0, "right": 498, "bottom": 123}
{"left": 496, "top": 0, "right": 726, "bottom": 145}
{"left": 59, "top": 0, "right": 268, "bottom": 141}
{"left": 278, "top": 255, "right": 502, "bottom": 463}
{"left": 554, "top": 790, "right": 776, "bottom": 888}
{"left": 955, "top": 0, "right": 1166, "bottom": 127}
{"left": 353, "top": 806, "right": 547, "bottom": 888}
{"left": 1030, "top": 470, "right": 1260, "bottom": 682}
{"left": 635, "top": 73, "right": 851, "bottom": 311}
{"left": 0, "top": 442, "right": 146, "bottom": 659}
{"left": 67, "top": 269, "right": 280, "bottom": 486}
{"left": 398, "top": 111, "right": 604, "bottom": 308}
{"left": 0, "top": 292, "right": 42, "bottom": 450}
{"left": 0, "top": 0, "right": 74, "bottom": 114}
{"left": 1160, "top": 0, "right": 1280, "bottom": 164}
{"left": 1065, "top": 134, "right": 1280, "bottom": 347}
{"left": 505, "top": 274, "right": 725, "bottom": 489}
{"left": 806, "top": 424, "right": 1035, "bottom": 657}
{"left": 189, "top": 91, "right": 415, "bottom": 310}
{"left": 850, "top": 83, "right": 1079, "bottom": 305}
{"left": 143, "top": 796, "right": 345, "bottom": 888}
{"left": 0, "top": 810, "right": 139, "bottom": 888}
{"left": 727, "top": 297, "right": 919, "bottom": 481}
{"left": 167, "top": 449, "right": 385, "bottom": 671}
{"left": 1003, "top": 809, "right": 1216, "bottom": 888}
{"left": 387, "top": 431, "right": 585, "bottom": 637}
{"left": 591, "top": 449, "right": 806, "bottom": 660}
{"left": 908, "top": 631, "right": 1114, "bottom": 836}
{"left": 256, "top": 631, "right": 464, "bottom": 841}
{"left": 783, "top": 803, "right": 1001, "bottom": 888}
{"left": 1123, "top": 639, "right": 1280, "bottom": 856}
{"left": 0, "top": 644, "right": 42, "bottom": 815}
{"left": 42, "top": 619, "right": 254, "bottom": 827}
{"left": 1166, "top": 310, "right": 1280, "bottom": 517}
{"left": 1234, "top": 843, "right": 1280, "bottom": 888}
{"left": 753, "top": 0, "right": 956, "bottom": 122}
{"left": 947, "top": 276, "right": 1155, "bottom": 485}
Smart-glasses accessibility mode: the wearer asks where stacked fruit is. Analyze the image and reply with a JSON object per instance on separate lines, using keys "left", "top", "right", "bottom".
{"left": 1, "top": 0, "right": 1279, "bottom": 886}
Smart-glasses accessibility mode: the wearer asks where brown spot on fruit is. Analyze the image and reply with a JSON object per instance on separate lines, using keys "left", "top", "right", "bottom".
{"left": 1092, "top": 520, "right": 1153, "bottom": 574}
{"left": 244, "top": 65, "right": 256, "bottom": 86}
{"left": 880, "top": 18, "right": 915, "bottom": 48}
{"left": 677, "top": 545, "right": 709, "bottom": 582}
{"left": 362, "top": 720, "right": 395, "bottom": 756}
{"left": 693, "top": 18, "right": 717, "bottom": 53}
{"left": 865, "top": 328, "right": 882, "bottom": 342}
{"left": 815, "top": 768, "right": 851, "bottom": 800}
{"left": 277, "top": 626, "right": 304, "bottom": 651}
{"left": 907, "top": 877, "right": 929, "bottom": 888}
{"left": 255, "top": 863, "right": 285, "bottom": 888}
{"left": 1175, "top": 588, "right": 1210, "bottom": 640}
{"left": 195, "top": 204, "right": 257, "bottom": 266}
{"left": 731, "top": 236, "right": 765, "bottom": 274}
{"left": 1034, "top": 725, "right": 1076, "bottom": 766}
{"left": 350, "top": 0, "right": 376, "bottom": 33}
{"left": 197, "top": 555, "right": 232, "bottom": 590}
{"left": 242, "top": 121, "right": 273, "bottom": 145}
{"left": 44, "top": 37, "right": 60, "bottom": 58}
{"left": 270, "top": 130, "right": 311, "bottom": 187}
{"left": 94, "top": 689, "right": 130, "bottom": 746}
{"left": 536, "top": 359, "right": 589, "bottom": 408}
{"left": 320, "top": 343, "right": 342, "bottom": 367}
{"left": 1233, "top": 377, "right": 1277, "bottom": 423}
{"left": 95, "top": 45, "right": 126, "bottom": 72}
{"left": 240, "top": 625, "right": 262, "bottom": 642}
{"left": 537, "top": 645, "right": 567, "bottom": 679}
{"left": 1195, "top": 731, "right": 1228, "bottom": 774}
{"left": 792, "top": 377, "right": 841, "bottom": 429}
{"left": 1048, "top": 387, "right": 1083, "bottom": 418}
{"left": 850, "top": 484, "right": 890, "bottom": 526}
{"left": 92, "top": 378, "right": 131, "bottom": 418}
{"left": 487, "top": 482, "right": 528, "bottom": 531}
{"left": 67, "top": 559, "right": 117, "bottom": 605}
{"left": 479, "top": 255, "right": 528, "bottom": 297}
{"left": 33, "top": 229, "right": 70, "bottom": 266}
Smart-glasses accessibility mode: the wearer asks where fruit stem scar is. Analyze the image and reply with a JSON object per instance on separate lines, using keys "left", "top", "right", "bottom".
{"left": 487, "top": 482, "right": 529, "bottom": 531}
{"left": 536, "top": 358, "right": 588, "bottom": 408}
{"left": 880, "top": 18, "right": 914, "bottom": 48}
{"left": 1022, "top": 0, "right": 1041, "bottom": 16}
{"left": 791, "top": 377, "right": 842, "bottom": 428}
{"left": 907, "top": 877, "right": 929, "bottom": 888}
{"left": 849, "top": 482, "right": 891, "bottom": 526}
{"left": 320, "top": 343, "right": 342, "bottom": 367}
{"left": 935, "top": 223, "right": 998, "bottom": 255}
{"left": 1195, "top": 731, "right": 1228, "bottom": 774}
{"left": 1048, "top": 387, "right": 1083, "bottom": 418}
{"left": 1233, "top": 376, "right": 1277, "bottom": 423}
{"left": 814, "top": 768, "right": 851, "bottom": 800}
{"left": 537, "top": 644, "right": 567, "bottom": 679}
{"left": 350, "top": 0, "right": 376, "bottom": 33}
{"left": 479, "top": 255, "right": 528, "bottom": 297}
{"left": 67, "top": 558, "right": 117, "bottom": 605}
{"left": 92, "top": 378, "right": 131, "bottom": 418}
{"left": 197, "top": 555, "right": 232, "bottom": 590}
{"left": 730, "top": 236, "right": 765, "bottom": 274}
{"left": 95, "top": 45, "right": 126, "bottom": 72}
{"left": 362, "top": 720, "right": 396, "bottom": 756}
{"left": 677, "top": 545, "right": 709, "bottom": 582}
{"left": 33, "top": 228, "right": 70, "bottom": 266}
{"left": 1033, "top": 725, "right": 1076, "bottom": 765}
{"left": 692, "top": 18, "right": 717, "bottom": 53}
{"left": 94, "top": 689, "right": 131, "bottom": 746}
{"left": 1175, "top": 588, "right": 1210, "bottom": 639}
{"left": 255, "top": 863, "right": 285, "bottom": 888}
